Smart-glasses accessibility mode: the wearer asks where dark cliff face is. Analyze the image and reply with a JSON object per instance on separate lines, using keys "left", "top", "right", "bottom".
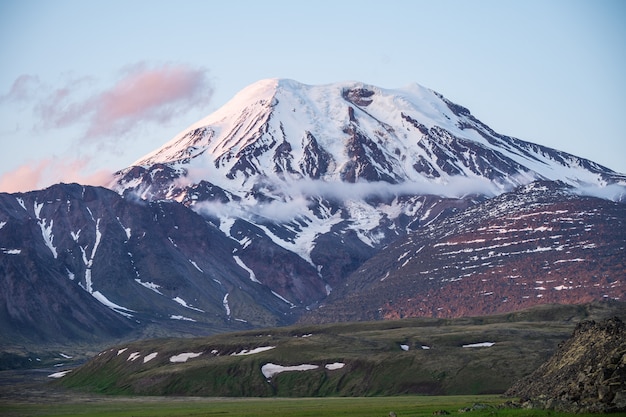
{"left": 298, "top": 131, "right": 333, "bottom": 179}
{"left": 0, "top": 184, "right": 310, "bottom": 346}
{"left": 3, "top": 179, "right": 624, "bottom": 348}
{"left": 2, "top": 178, "right": 624, "bottom": 350}
{"left": 505, "top": 317, "right": 626, "bottom": 413}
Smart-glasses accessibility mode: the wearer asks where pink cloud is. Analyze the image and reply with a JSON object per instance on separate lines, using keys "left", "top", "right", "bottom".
{"left": 0, "top": 157, "right": 113, "bottom": 193}
{"left": 36, "top": 82, "right": 91, "bottom": 129}
{"left": 0, "top": 64, "right": 212, "bottom": 192}
{"left": 86, "top": 65, "right": 211, "bottom": 137}
{"left": 13, "top": 63, "right": 212, "bottom": 140}
{"left": 0, "top": 74, "right": 41, "bottom": 102}
{"left": 0, "top": 159, "right": 50, "bottom": 193}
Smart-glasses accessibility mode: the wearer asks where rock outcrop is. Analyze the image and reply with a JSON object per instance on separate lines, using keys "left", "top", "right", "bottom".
{"left": 505, "top": 317, "right": 626, "bottom": 413}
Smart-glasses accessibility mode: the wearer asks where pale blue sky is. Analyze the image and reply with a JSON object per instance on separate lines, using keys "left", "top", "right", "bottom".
{"left": 1, "top": 0, "right": 625, "bottom": 191}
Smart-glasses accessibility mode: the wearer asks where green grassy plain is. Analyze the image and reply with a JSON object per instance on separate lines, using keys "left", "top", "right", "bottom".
{"left": 4, "top": 303, "right": 623, "bottom": 416}
{"left": 58, "top": 303, "right": 625, "bottom": 398}
{"left": 0, "top": 395, "right": 603, "bottom": 417}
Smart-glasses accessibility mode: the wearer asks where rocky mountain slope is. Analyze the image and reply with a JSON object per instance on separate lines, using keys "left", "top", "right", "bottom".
{"left": 303, "top": 181, "right": 626, "bottom": 323}
{"left": 506, "top": 316, "right": 626, "bottom": 413}
{"left": 111, "top": 79, "right": 626, "bottom": 298}
{"left": 1, "top": 79, "right": 625, "bottom": 351}
{"left": 0, "top": 183, "right": 311, "bottom": 348}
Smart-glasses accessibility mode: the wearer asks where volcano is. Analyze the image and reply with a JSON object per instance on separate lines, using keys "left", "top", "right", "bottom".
{"left": 1, "top": 79, "right": 624, "bottom": 350}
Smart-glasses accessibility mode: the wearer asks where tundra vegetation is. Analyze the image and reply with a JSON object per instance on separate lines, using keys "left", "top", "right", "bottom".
{"left": 55, "top": 303, "right": 622, "bottom": 397}
{"left": 1, "top": 302, "right": 622, "bottom": 417}
{"left": 0, "top": 395, "right": 606, "bottom": 417}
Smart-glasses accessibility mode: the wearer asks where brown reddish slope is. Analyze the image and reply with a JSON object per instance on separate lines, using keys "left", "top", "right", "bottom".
{"left": 304, "top": 182, "right": 626, "bottom": 323}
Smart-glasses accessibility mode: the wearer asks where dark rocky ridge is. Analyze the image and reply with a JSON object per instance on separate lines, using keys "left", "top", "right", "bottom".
{"left": 0, "top": 183, "right": 313, "bottom": 348}
{"left": 506, "top": 317, "right": 626, "bottom": 413}
{"left": 2, "top": 180, "right": 625, "bottom": 352}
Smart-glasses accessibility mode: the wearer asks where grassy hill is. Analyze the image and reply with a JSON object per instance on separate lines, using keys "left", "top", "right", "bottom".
{"left": 58, "top": 302, "right": 625, "bottom": 397}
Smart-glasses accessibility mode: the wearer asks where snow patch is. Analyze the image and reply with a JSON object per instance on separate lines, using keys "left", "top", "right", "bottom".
{"left": 554, "top": 285, "right": 574, "bottom": 291}
{"left": 261, "top": 363, "right": 319, "bottom": 379}
{"left": 325, "top": 362, "right": 345, "bottom": 370}
{"left": 231, "top": 346, "right": 276, "bottom": 356}
{"left": 462, "top": 342, "right": 495, "bottom": 348}
{"left": 172, "top": 296, "right": 205, "bottom": 312}
{"left": 189, "top": 260, "right": 203, "bottom": 272}
{"left": 117, "top": 217, "right": 131, "bottom": 240}
{"left": 144, "top": 352, "right": 158, "bottom": 363}
{"left": 16, "top": 197, "right": 26, "bottom": 211}
{"left": 325, "top": 284, "right": 332, "bottom": 296}
{"left": 238, "top": 236, "right": 252, "bottom": 249}
{"left": 554, "top": 258, "right": 586, "bottom": 264}
{"left": 92, "top": 291, "right": 135, "bottom": 317}
{"left": 34, "top": 201, "right": 44, "bottom": 218}
{"left": 170, "top": 315, "right": 196, "bottom": 322}
{"left": 170, "top": 352, "right": 202, "bottom": 363}
{"left": 127, "top": 352, "right": 141, "bottom": 361}
{"left": 135, "top": 279, "right": 163, "bottom": 294}
{"left": 271, "top": 290, "right": 296, "bottom": 307}
{"left": 400, "top": 344, "right": 410, "bottom": 351}
{"left": 78, "top": 218, "right": 102, "bottom": 294}
{"left": 222, "top": 293, "right": 231, "bottom": 317}
{"left": 398, "top": 250, "right": 411, "bottom": 261}
{"left": 434, "top": 238, "right": 486, "bottom": 247}
{"left": 233, "top": 255, "right": 260, "bottom": 283}
{"left": 1, "top": 248, "right": 21, "bottom": 254}
{"left": 48, "top": 370, "right": 71, "bottom": 378}
{"left": 38, "top": 217, "right": 57, "bottom": 258}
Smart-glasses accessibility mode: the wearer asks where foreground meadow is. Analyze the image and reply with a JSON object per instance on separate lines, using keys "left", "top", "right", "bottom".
{"left": 0, "top": 395, "right": 603, "bottom": 417}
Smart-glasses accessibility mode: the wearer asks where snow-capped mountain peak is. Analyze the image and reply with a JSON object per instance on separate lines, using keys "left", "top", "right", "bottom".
{"left": 3, "top": 80, "right": 625, "bottom": 347}
{"left": 133, "top": 79, "right": 462, "bottom": 175}
{"left": 123, "top": 78, "right": 624, "bottom": 196}
{"left": 111, "top": 78, "right": 625, "bottom": 296}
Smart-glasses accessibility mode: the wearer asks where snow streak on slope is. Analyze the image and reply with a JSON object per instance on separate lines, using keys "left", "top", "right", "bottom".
{"left": 34, "top": 201, "right": 57, "bottom": 258}
{"left": 233, "top": 255, "right": 260, "bottom": 283}
{"left": 222, "top": 293, "right": 231, "bottom": 317}
{"left": 74, "top": 215, "right": 135, "bottom": 317}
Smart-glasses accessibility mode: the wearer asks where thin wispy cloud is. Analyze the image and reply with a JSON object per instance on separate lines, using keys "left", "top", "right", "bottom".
{"left": 35, "top": 76, "right": 94, "bottom": 130}
{"left": 2, "top": 62, "right": 212, "bottom": 142}
{"left": 191, "top": 176, "right": 508, "bottom": 223}
{"left": 0, "top": 63, "right": 213, "bottom": 193}
{"left": 0, "top": 156, "right": 113, "bottom": 193}
{"left": 85, "top": 63, "right": 213, "bottom": 138}
{"left": 1, "top": 74, "right": 41, "bottom": 103}
{"left": 27, "top": 63, "right": 213, "bottom": 140}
